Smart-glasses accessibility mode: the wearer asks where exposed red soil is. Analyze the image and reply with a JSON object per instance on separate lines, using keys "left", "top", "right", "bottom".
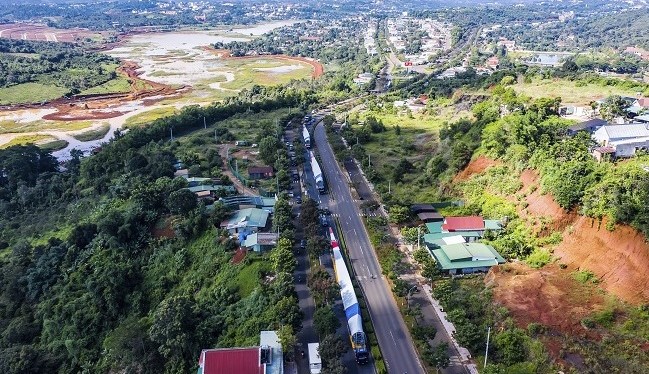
{"left": 204, "top": 47, "right": 325, "bottom": 79}
{"left": 453, "top": 155, "right": 501, "bottom": 182}
{"left": 483, "top": 167, "right": 649, "bottom": 370}
{"left": 152, "top": 216, "right": 176, "bottom": 239}
{"left": 231, "top": 248, "right": 247, "bottom": 264}
{"left": 518, "top": 169, "right": 578, "bottom": 234}
{"left": 554, "top": 216, "right": 649, "bottom": 304}
{"left": 0, "top": 23, "right": 106, "bottom": 43}
{"left": 515, "top": 169, "right": 649, "bottom": 304}
{"left": 487, "top": 262, "right": 606, "bottom": 337}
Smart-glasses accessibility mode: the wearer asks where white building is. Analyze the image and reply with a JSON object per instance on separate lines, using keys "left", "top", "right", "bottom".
{"left": 593, "top": 123, "right": 649, "bottom": 157}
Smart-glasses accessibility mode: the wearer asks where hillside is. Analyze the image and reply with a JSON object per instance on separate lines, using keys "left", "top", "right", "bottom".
{"left": 337, "top": 74, "right": 649, "bottom": 372}
{"left": 0, "top": 90, "right": 307, "bottom": 373}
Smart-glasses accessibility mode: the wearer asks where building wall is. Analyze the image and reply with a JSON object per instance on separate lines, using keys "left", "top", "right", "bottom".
{"left": 613, "top": 140, "right": 649, "bottom": 157}
{"left": 448, "top": 266, "right": 491, "bottom": 275}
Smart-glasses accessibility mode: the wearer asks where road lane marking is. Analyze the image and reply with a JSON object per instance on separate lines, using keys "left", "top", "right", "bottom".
{"left": 389, "top": 330, "right": 397, "bottom": 346}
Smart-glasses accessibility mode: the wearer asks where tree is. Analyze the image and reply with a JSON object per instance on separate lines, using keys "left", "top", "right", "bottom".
{"left": 599, "top": 95, "right": 627, "bottom": 121}
{"left": 259, "top": 136, "right": 280, "bottom": 165}
{"left": 493, "top": 328, "right": 528, "bottom": 366}
{"left": 388, "top": 205, "right": 410, "bottom": 224}
{"left": 149, "top": 296, "right": 197, "bottom": 360}
{"left": 272, "top": 196, "right": 293, "bottom": 233}
{"left": 313, "top": 306, "right": 340, "bottom": 337}
{"left": 426, "top": 343, "right": 450, "bottom": 373}
{"left": 319, "top": 334, "right": 346, "bottom": 368}
{"left": 277, "top": 325, "right": 297, "bottom": 360}
{"left": 166, "top": 189, "right": 197, "bottom": 215}
{"left": 308, "top": 266, "right": 339, "bottom": 306}
{"left": 307, "top": 236, "right": 329, "bottom": 259}
{"left": 270, "top": 238, "right": 296, "bottom": 274}
{"left": 402, "top": 226, "right": 423, "bottom": 245}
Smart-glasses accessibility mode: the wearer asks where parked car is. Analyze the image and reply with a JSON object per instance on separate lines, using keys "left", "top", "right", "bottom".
{"left": 300, "top": 239, "right": 307, "bottom": 249}
{"left": 296, "top": 196, "right": 302, "bottom": 204}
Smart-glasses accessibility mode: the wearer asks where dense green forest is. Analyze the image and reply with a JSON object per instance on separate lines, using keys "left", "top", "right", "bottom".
{"left": 0, "top": 85, "right": 315, "bottom": 373}
{"left": 0, "top": 39, "right": 119, "bottom": 94}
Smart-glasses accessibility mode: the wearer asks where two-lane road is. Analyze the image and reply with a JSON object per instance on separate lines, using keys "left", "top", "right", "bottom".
{"left": 314, "top": 122, "right": 424, "bottom": 374}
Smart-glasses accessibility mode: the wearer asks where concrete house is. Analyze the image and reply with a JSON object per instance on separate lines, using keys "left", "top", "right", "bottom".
{"left": 248, "top": 166, "right": 274, "bottom": 180}
{"left": 593, "top": 123, "right": 649, "bottom": 158}
{"left": 198, "top": 330, "right": 283, "bottom": 374}
{"left": 242, "top": 232, "right": 279, "bottom": 252}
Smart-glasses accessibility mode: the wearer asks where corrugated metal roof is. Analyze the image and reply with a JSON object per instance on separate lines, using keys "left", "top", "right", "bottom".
{"left": 221, "top": 208, "right": 269, "bottom": 230}
{"left": 603, "top": 124, "right": 649, "bottom": 140}
{"left": 430, "top": 243, "right": 505, "bottom": 271}
{"left": 417, "top": 212, "right": 444, "bottom": 221}
{"left": 426, "top": 221, "right": 443, "bottom": 234}
{"left": 249, "top": 166, "right": 274, "bottom": 174}
{"left": 442, "top": 216, "right": 484, "bottom": 231}
{"left": 198, "top": 348, "right": 262, "bottom": 374}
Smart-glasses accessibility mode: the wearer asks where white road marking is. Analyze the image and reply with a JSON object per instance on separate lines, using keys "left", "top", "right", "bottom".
{"left": 389, "top": 330, "right": 397, "bottom": 346}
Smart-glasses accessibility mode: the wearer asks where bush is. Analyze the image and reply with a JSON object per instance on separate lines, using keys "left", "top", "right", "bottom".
{"left": 525, "top": 249, "right": 552, "bottom": 269}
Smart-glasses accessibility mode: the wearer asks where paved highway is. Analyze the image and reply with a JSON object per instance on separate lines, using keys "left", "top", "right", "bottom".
{"left": 313, "top": 122, "right": 424, "bottom": 374}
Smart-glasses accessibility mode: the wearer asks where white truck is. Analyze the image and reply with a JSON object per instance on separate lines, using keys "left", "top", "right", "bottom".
{"left": 308, "top": 343, "right": 322, "bottom": 374}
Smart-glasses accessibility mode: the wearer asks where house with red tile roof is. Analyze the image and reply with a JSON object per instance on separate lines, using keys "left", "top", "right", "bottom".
{"left": 197, "top": 331, "right": 283, "bottom": 374}
{"left": 442, "top": 216, "right": 485, "bottom": 232}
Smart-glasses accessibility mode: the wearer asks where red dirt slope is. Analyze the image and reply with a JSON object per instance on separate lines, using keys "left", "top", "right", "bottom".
{"left": 487, "top": 262, "right": 606, "bottom": 336}
{"left": 453, "top": 155, "right": 500, "bottom": 182}
{"left": 516, "top": 169, "right": 649, "bottom": 304}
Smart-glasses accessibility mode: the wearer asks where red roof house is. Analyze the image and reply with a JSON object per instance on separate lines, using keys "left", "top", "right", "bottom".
{"left": 442, "top": 216, "right": 485, "bottom": 232}
{"left": 198, "top": 348, "right": 263, "bottom": 374}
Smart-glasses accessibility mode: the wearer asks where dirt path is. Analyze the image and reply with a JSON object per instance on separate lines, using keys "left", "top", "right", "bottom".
{"left": 217, "top": 144, "right": 256, "bottom": 196}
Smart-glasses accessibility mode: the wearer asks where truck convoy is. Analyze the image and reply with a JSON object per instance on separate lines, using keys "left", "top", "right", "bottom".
{"left": 329, "top": 228, "right": 370, "bottom": 364}
{"left": 310, "top": 151, "right": 326, "bottom": 194}
{"left": 308, "top": 343, "right": 322, "bottom": 374}
{"left": 303, "top": 125, "right": 311, "bottom": 149}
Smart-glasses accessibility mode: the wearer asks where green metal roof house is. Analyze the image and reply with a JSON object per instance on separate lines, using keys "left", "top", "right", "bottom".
{"left": 220, "top": 208, "right": 269, "bottom": 234}
{"left": 429, "top": 242, "right": 505, "bottom": 275}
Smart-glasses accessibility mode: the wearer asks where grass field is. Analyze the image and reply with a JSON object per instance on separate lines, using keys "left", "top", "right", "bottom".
{"left": 0, "top": 83, "right": 68, "bottom": 105}
{"left": 80, "top": 77, "right": 131, "bottom": 95}
{"left": 72, "top": 123, "right": 110, "bottom": 141}
{"left": 0, "top": 134, "right": 58, "bottom": 149}
{"left": 512, "top": 77, "right": 641, "bottom": 106}
{"left": 124, "top": 107, "right": 179, "bottom": 128}
{"left": 219, "top": 59, "right": 313, "bottom": 91}
{"left": 0, "top": 119, "right": 94, "bottom": 134}
{"left": 40, "top": 139, "right": 69, "bottom": 151}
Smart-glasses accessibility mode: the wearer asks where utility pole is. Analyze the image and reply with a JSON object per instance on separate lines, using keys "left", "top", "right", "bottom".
{"left": 235, "top": 159, "right": 239, "bottom": 176}
{"left": 170, "top": 127, "right": 173, "bottom": 141}
{"left": 214, "top": 128, "right": 217, "bottom": 142}
{"left": 417, "top": 226, "right": 421, "bottom": 251}
{"left": 388, "top": 180, "right": 391, "bottom": 194}
{"left": 484, "top": 326, "right": 491, "bottom": 368}
{"left": 204, "top": 116, "right": 207, "bottom": 129}
{"left": 368, "top": 154, "right": 371, "bottom": 167}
